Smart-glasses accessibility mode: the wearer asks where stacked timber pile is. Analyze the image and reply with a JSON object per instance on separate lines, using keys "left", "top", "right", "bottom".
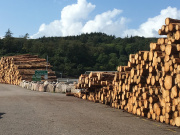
{"left": 75, "top": 71, "right": 116, "bottom": 102}
{"left": 0, "top": 54, "right": 56, "bottom": 85}
{"left": 75, "top": 18, "right": 180, "bottom": 127}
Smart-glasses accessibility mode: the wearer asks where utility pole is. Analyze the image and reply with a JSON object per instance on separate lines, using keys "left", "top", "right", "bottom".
{"left": 46, "top": 55, "right": 48, "bottom": 71}
{"left": 45, "top": 55, "right": 48, "bottom": 80}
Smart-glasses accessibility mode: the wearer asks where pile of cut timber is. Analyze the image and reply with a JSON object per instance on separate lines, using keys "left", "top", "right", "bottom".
{"left": 75, "top": 72, "right": 116, "bottom": 102}
{"left": 0, "top": 54, "right": 56, "bottom": 85}
{"left": 75, "top": 18, "right": 180, "bottom": 127}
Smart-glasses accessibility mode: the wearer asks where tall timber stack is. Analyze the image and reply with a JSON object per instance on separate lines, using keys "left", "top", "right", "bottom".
{"left": 75, "top": 18, "right": 180, "bottom": 127}
{"left": 0, "top": 54, "right": 56, "bottom": 85}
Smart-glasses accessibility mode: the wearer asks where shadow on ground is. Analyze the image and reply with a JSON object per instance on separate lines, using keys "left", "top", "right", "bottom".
{"left": 0, "top": 113, "right": 5, "bottom": 119}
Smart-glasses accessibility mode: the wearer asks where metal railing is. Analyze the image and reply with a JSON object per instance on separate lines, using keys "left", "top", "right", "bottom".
{"left": 84, "top": 71, "right": 117, "bottom": 74}
{"left": 57, "top": 78, "right": 78, "bottom": 83}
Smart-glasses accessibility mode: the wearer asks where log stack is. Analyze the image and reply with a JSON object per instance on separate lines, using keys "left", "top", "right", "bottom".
{"left": 75, "top": 18, "right": 180, "bottom": 127}
{"left": 75, "top": 71, "right": 116, "bottom": 102}
{"left": 0, "top": 54, "right": 56, "bottom": 85}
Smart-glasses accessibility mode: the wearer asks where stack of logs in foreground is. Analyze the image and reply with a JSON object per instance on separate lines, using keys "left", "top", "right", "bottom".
{"left": 0, "top": 54, "right": 56, "bottom": 85}
{"left": 75, "top": 18, "right": 180, "bottom": 127}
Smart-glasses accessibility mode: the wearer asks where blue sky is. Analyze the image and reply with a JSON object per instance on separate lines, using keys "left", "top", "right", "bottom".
{"left": 0, "top": 0, "right": 180, "bottom": 38}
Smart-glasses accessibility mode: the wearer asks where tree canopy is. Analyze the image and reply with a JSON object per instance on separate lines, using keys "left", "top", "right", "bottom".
{"left": 0, "top": 31, "right": 157, "bottom": 78}
{"left": 5, "top": 29, "right": 13, "bottom": 38}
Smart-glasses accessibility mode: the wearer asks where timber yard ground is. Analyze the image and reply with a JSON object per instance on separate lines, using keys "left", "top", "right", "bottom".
{"left": 0, "top": 84, "right": 180, "bottom": 135}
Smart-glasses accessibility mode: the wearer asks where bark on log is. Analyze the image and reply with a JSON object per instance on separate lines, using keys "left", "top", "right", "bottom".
{"left": 165, "top": 44, "right": 178, "bottom": 56}
{"left": 169, "top": 23, "right": 177, "bottom": 32}
{"left": 158, "top": 29, "right": 167, "bottom": 35}
{"left": 165, "top": 18, "right": 180, "bottom": 25}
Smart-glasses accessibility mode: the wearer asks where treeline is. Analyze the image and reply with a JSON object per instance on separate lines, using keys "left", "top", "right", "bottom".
{"left": 0, "top": 30, "right": 157, "bottom": 77}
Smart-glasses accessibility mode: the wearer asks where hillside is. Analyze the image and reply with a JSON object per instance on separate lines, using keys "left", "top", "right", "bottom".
{"left": 0, "top": 32, "right": 157, "bottom": 77}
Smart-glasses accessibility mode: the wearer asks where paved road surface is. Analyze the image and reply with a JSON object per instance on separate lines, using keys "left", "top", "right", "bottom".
{"left": 0, "top": 84, "right": 180, "bottom": 135}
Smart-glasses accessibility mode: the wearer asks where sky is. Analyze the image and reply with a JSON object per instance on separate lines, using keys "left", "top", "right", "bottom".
{"left": 0, "top": 0, "right": 180, "bottom": 39}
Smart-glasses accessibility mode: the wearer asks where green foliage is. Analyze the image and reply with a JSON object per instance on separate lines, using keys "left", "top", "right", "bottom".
{"left": 0, "top": 32, "right": 157, "bottom": 77}
{"left": 5, "top": 29, "right": 13, "bottom": 38}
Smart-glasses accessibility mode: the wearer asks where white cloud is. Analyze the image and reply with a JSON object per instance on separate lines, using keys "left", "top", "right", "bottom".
{"left": 60, "top": 0, "right": 95, "bottom": 36}
{"left": 31, "top": 0, "right": 127, "bottom": 38}
{"left": 31, "top": 1, "right": 180, "bottom": 39}
{"left": 123, "top": 6, "right": 180, "bottom": 37}
{"left": 82, "top": 9, "right": 129, "bottom": 37}
{"left": 31, "top": 0, "right": 95, "bottom": 38}
{"left": 31, "top": 21, "right": 62, "bottom": 38}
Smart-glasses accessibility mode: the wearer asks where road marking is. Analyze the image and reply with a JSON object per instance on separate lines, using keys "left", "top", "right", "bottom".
{"left": 135, "top": 117, "right": 177, "bottom": 133}
{"left": 142, "top": 119, "right": 147, "bottom": 121}
{"left": 167, "top": 129, "right": 177, "bottom": 133}
{"left": 152, "top": 123, "right": 160, "bottom": 127}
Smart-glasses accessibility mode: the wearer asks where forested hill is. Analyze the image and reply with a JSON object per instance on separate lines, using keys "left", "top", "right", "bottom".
{"left": 0, "top": 32, "right": 157, "bottom": 77}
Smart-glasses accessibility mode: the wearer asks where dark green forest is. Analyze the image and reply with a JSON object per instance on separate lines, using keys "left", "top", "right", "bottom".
{"left": 0, "top": 29, "right": 157, "bottom": 78}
